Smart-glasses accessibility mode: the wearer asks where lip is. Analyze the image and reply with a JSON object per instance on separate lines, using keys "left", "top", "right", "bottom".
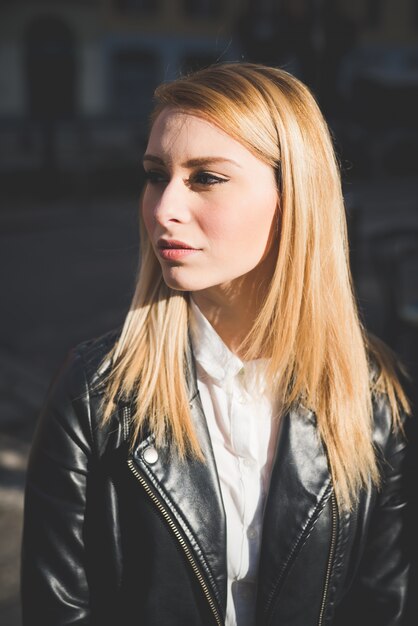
{"left": 156, "top": 238, "right": 201, "bottom": 261}
{"left": 157, "top": 239, "right": 196, "bottom": 250}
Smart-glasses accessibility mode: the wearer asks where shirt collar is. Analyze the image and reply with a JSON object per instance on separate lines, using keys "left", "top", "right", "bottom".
{"left": 188, "top": 298, "right": 272, "bottom": 398}
{"left": 189, "top": 298, "right": 244, "bottom": 385}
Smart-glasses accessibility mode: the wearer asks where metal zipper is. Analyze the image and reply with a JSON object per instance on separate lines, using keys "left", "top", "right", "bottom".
{"left": 122, "top": 406, "right": 130, "bottom": 441}
{"left": 123, "top": 410, "right": 222, "bottom": 626}
{"left": 263, "top": 485, "right": 336, "bottom": 625}
{"left": 317, "top": 492, "right": 338, "bottom": 626}
{"left": 127, "top": 459, "right": 222, "bottom": 625}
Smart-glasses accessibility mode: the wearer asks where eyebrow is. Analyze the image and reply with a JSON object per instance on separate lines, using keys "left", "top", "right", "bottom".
{"left": 142, "top": 154, "right": 242, "bottom": 169}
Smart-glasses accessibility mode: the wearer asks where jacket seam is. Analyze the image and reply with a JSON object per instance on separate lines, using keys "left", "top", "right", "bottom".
{"left": 322, "top": 503, "right": 349, "bottom": 623}
{"left": 266, "top": 479, "right": 333, "bottom": 621}
{"left": 76, "top": 347, "right": 98, "bottom": 459}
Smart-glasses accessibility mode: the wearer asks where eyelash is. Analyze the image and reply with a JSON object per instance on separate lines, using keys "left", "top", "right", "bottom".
{"left": 143, "top": 169, "right": 228, "bottom": 187}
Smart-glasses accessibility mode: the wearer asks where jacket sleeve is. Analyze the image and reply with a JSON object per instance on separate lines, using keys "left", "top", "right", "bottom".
{"left": 21, "top": 348, "right": 94, "bottom": 625}
{"left": 333, "top": 398, "right": 413, "bottom": 626}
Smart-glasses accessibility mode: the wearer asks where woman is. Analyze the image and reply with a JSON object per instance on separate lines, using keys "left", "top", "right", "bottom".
{"left": 21, "top": 63, "right": 411, "bottom": 625}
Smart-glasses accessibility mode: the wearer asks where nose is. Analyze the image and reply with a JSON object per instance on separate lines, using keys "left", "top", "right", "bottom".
{"left": 148, "top": 178, "right": 191, "bottom": 227}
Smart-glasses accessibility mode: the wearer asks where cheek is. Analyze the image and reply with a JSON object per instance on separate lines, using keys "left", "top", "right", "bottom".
{"left": 208, "top": 196, "right": 277, "bottom": 248}
{"left": 141, "top": 192, "right": 154, "bottom": 235}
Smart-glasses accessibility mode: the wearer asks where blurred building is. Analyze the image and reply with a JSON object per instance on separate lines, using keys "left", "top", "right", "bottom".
{"left": 0, "top": 0, "right": 242, "bottom": 189}
{"left": 0, "top": 0, "right": 417, "bottom": 188}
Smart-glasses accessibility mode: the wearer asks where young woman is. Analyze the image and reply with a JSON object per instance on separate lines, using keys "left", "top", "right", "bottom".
{"left": 21, "top": 63, "right": 411, "bottom": 626}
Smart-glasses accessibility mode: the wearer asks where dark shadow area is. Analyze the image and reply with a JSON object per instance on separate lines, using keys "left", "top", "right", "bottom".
{"left": 1, "top": 1, "right": 417, "bottom": 624}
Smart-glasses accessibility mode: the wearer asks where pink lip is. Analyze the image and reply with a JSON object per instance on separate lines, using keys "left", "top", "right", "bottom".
{"left": 156, "top": 239, "right": 200, "bottom": 261}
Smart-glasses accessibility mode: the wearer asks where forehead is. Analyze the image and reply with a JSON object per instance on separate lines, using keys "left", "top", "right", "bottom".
{"left": 147, "top": 107, "right": 248, "bottom": 159}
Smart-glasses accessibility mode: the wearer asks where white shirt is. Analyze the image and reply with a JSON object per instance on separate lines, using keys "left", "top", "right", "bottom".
{"left": 189, "top": 299, "right": 281, "bottom": 626}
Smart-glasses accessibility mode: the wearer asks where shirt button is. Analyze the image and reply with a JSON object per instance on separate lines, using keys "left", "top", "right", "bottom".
{"left": 247, "top": 527, "right": 257, "bottom": 540}
{"left": 143, "top": 445, "right": 159, "bottom": 464}
{"left": 243, "top": 458, "right": 255, "bottom": 468}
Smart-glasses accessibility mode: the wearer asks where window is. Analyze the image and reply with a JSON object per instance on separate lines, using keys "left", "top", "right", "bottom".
{"left": 112, "top": 48, "right": 159, "bottom": 119}
{"left": 24, "top": 16, "right": 76, "bottom": 119}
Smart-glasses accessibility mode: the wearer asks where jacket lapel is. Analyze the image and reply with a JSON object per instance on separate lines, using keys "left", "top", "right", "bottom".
{"left": 257, "top": 404, "right": 333, "bottom": 619}
{"left": 128, "top": 348, "right": 227, "bottom": 618}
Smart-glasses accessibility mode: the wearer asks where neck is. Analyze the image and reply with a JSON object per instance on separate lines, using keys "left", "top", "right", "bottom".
{"left": 191, "top": 256, "right": 275, "bottom": 359}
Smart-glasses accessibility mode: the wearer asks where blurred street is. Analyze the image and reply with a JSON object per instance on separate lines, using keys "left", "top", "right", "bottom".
{"left": 0, "top": 193, "right": 139, "bottom": 625}
{"left": 0, "top": 177, "right": 417, "bottom": 625}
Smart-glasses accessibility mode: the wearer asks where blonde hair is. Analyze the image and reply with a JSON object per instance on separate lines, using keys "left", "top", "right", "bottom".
{"left": 100, "top": 63, "right": 409, "bottom": 510}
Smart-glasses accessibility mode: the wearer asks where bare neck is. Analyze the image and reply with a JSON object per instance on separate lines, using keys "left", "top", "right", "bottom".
{"left": 191, "top": 262, "right": 274, "bottom": 360}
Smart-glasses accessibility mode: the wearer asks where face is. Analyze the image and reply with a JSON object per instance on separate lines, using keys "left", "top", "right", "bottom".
{"left": 142, "top": 108, "right": 279, "bottom": 296}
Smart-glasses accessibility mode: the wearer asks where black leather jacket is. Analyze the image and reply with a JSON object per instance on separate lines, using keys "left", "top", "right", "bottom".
{"left": 21, "top": 330, "right": 411, "bottom": 625}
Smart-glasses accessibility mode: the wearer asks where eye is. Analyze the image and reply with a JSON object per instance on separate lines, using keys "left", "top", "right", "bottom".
{"left": 190, "top": 171, "right": 228, "bottom": 186}
{"left": 143, "top": 169, "right": 167, "bottom": 184}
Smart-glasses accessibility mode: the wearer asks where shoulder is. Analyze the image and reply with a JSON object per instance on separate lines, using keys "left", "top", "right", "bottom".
{"left": 367, "top": 331, "right": 411, "bottom": 399}
{"left": 31, "top": 330, "right": 120, "bottom": 458}
{"left": 371, "top": 391, "right": 408, "bottom": 460}
{"left": 34, "top": 328, "right": 121, "bottom": 444}
{"left": 55, "top": 328, "right": 120, "bottom": 391}
{"left": 68, "top": 327, "right": 121, "bottom": 395}
{"left": 368, "top": 353, "right": 412, "bottom": 462}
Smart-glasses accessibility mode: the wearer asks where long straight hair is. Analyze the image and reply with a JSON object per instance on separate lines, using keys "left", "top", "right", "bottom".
{"left": 100, "top": 63, "right": 409, "bottom": 510}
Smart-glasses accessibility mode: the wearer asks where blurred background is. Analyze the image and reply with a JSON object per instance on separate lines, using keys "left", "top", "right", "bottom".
{"left": 0, "top": 1, "right": 417, "bottom": 624}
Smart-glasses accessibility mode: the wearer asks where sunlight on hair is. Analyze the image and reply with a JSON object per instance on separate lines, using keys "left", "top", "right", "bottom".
{"left": 98, "top": 63, "right": 410, "bottom": 512}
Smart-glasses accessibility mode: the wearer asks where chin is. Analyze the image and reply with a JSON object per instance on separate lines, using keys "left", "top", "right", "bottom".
{"left": 161, "top": 269, "right": 214, "bottom": 293}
